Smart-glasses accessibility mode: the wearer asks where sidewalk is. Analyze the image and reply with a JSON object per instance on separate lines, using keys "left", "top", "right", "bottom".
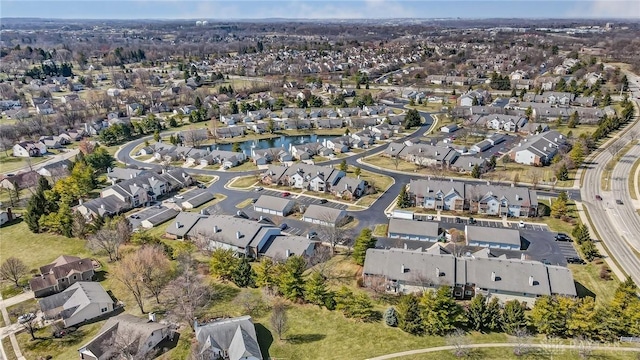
{"left": 0, "top": 291, "right": 28, "bottom": 360}
{"left": 574, "top": 201, "right": 626, "bottom": 281}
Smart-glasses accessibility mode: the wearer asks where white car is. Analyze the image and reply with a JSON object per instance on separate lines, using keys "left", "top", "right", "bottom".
{"left": 518, "top": 221, "right": 525, "bottom": 228}
{"left": 18, "top": 313, "right": 35, "bottom": 324}
{"left": 174, "top": 195, "right": 184, "bottom": 199}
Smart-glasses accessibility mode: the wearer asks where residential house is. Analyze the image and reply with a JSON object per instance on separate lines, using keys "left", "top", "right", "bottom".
{"left": 164, "top": 212, "right": 207, "bottom": 240}
{"left": 458, "top": 90, "right": 491, "bottom": 107}
{"left": 261, "top": 164, "right": 345, "bottom": 193}
{"left": 39, "top": 135, "right": 67, "bottom": 149}
{"left": 75, "top": 195, "right": 129, "bottom": 219}
{"left": 13, "top": 141, "right": 47, "bottom": 157}
{"left": 480, "top": 114, "right": 527, "bottom": 132}
{"left": 333, "top": 176, "right": 366, "bottom": 200}
{"left": 29, "top": 255, "right": 95, "bottom": 298}
{"left": 391, "top": 143, "right": 460, "bottom": 169}
{"left": 323, "top": 136, "right": 353, "bottom": 152}
{"left": 100, "top": 169, "right": 192, "bottom": 209}
{"left": 36, "top": 101, "right": 55, "bottom": 115}
{"left": 0, "top": 209, "right": 13, "bottom": 226}
{"left": 251, "top": 147, "right": 292, "bottom": 165}
{"left": 126, "top": 103, "right": 143, "bottom": 117}
{"left": 408, "top": 179, "right": 538, "bottom": 217}
{"left": 78, "top": 314, "right": 172, "bottom": 360}
{"left": 180, "top": 189, "right": 216, "bottom": 210}
{"left": 302, "top": 204, "right": 347, "bottom": 227}
{"left": 509, "top": 130, "right": 567, "bottom": 166}
{"left": 362, "top": 246, "right": 577, "bottom": 304}
{"left": 289, "top": 142, "right": 332, "bottom": 160}
{"left": 215, "top": 126, "right": 246, "bottom": 139}
{"left": 167, "top": 214, "right": 281, "bottom": 257}
{"left": 37, "top": 159, "right": 72, "bottom": 178}
{"left": 39, "top": 282, "right": 115, "bottom": 328}
{"left": 194, "top": 316, "right": 263, "bottom": 360}
{"left": 440, "top": 124, "right": 459, "bottom": 133}
{"left": 0, "top": 171, "right": 40, "bottom": 190}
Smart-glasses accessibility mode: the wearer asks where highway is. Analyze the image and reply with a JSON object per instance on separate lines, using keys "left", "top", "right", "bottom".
{"left": 580, "top": 69, "right": 640, "bottom": 286}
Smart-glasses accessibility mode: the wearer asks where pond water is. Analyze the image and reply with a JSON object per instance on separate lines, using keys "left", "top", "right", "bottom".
{"left": 205, "top": 134, "right": 335, "bottom": 155}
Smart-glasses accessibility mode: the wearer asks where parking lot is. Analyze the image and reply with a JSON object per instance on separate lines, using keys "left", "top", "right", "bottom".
{"left": 254, "top": 188, "right": 348, "bottom": 210}
{"left": 432, "top": 215, "right": 550, "bottom": 232}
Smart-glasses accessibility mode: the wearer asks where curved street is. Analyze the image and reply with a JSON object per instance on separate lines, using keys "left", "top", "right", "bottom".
{"left": 579, "top": 69, "right": 640, "bottom": 286}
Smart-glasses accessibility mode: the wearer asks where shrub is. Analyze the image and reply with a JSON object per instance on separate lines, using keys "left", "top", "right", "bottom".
{"left": 599, "top": 266, "right": 612, "bottom": 280}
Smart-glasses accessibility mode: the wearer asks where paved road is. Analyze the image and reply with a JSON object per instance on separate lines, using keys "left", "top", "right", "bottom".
{"left": 580, "top": 68, "right": 640, "bottom": 286}
{"left": 1, "top": 148, "right": 79, "bottom": 176}
{"left": 366, "top": 342, "right": 640, "bottom": 360}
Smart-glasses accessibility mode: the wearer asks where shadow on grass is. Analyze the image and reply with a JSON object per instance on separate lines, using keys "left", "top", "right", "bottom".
{"left": 255, "top": 323, "right": 273, "bottom": 359}
{"left": 93, "top": 270, "right": 108, "bottom": 282}
{"left": 286, "top": 333, "right": 326, "bottom": 344}
{"left": 155, "top": 331, "right": 180, "bottom": 357}
{"left": 574, "top": 281, "right": 596, "bottom": 300}
{"left": 210, "top": 283, "right": 241, "bottom": 302}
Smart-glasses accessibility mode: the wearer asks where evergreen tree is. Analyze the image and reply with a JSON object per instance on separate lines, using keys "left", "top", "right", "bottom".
{"left": 567, "top": 296, "right": 598, "bottom": 339}
{"left": 530, "top": 295, "right": 574, "bottom": 337}
{"left": 354, "top": 167, "right": 361, "bottom": 177}
{"left": 551, "top": 191, "right": 569, "bottom": 219}
{"left": 384, "top": 307, "right": 399, "bottom": 327}
{"left": 501, "top": 300, "right": 527, "bottom": 335}
{"left": 352, "top": 228, "right": 377, "bottom": 266}
{"left": 153, "top": 130, "right": 161, "bottom": 142}
{"left": 232, "top": 142, "right": 242, "bottom": 153}
{"left": 209, "top": 248, "right": 239, "bottom": 282}
{"left": 568, "top": 111, "right": 579, "bottom": 128}
{"left": 334, "top": 286, "right": 376, "bottom": 321}
{"left": 421, "top": 286, "right": 465, "bottom": 335}
{"left": 471, "top": 164, "right": 482, "bottom": 179}
{"left": 339, "top": 159, "right": 348, "bottom": 172}
{"left": 304, "top": 271, "right": 328, "bottom": 307}
{"left": 232, "top": 256, "right": 255, "bottom": 288}
{"left": 278, "top": 256, "right": 306, "bottom": 301}
{"left": 397, "top": 294, "right": 423, "bottom": 335}
{"left": 485, "top": 297, "right": 502, "bottom": 332}
{"left": 255, "top": 257, "right": 277, "bottom": 293}
{"left": 397, "top": 185, "right": 411, "bottom": 208}
{"left": 489, "top": 155, "right": 497, "bottom": 169}
{"left": 556, "top": 163, "right": 569, "bottom": 181}
{"left": 466, "top": 294, "right": 488, "bottom": 331}
{"left": 24, "top": 177, "right": 52, "bottom": 233}
{"left": 403, "top": 109, "right": 421, "bottom": 128}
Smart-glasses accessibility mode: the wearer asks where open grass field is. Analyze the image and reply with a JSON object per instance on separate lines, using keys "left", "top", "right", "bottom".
{"left": 373, "top": 224, "right": 389, "bottom": 237}
{"left": 569, "top": 262, "right": 619, "bottom": 306}
{"left": 17, "top": 320, "right": 106, "bottom": 360}
{"left": 363, "top": 154, "right": 419, "bottom": 172}
{"left": 228, "top": 175, "right": 259, "bottom": 189}
{"left": 225, "top": 160, "right": 259, "bottom": 172}
{"left": 392, "top": 347, "right": 640, "bottom": 360}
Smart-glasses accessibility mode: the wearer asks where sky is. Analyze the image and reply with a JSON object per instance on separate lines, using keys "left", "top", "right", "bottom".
{"left": 1, "top": 0, "right": 639, "bottom": 20}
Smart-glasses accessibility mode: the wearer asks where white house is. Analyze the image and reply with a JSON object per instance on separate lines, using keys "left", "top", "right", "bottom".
{"left": 13, "top": 141, "right": 47, "bottom": 157}
{"left": 38, "top": 282, "right": 115, "bottom": 328}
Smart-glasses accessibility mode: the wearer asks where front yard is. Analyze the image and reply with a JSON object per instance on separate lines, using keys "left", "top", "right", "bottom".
{"left": 228, "top": 175, "right": 260, "bottom": 189}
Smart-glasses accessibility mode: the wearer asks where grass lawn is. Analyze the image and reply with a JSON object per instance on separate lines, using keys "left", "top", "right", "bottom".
{"left": 1, "top": 280, "right": 28, "bottom": 299}
{"left": 349, "top": 167, "right": 394, "bottom": 208}
{"left": 0, "top": 153, "right": 48, "bottom": 173}
{"left": 228, "top": 175, "right": 259, "bottom": 189}
{"left": 6, "top": 298, "right": 37, "bottom": 323}
{"left": 569, "top": 263, "right": 619, "bottom": 305}
{"left": 226, "top": 161, "right": 259, "bottom": 172}
{"left": 395, "top": 347, "right": 640, "bottom": 360}
{"left": 0, "top": 221, "right": 92, "bottom": 270}
{"left": 1, "top": 337, "right": 17, "bottom": 360}
{"left": 486, "top": 162, "right": 575, "bottom": 188}
{"left": 629, "top": 157, "right": 640, "bottom": 200}
{"left": 235, "top": 198, "right": 254, "bottom": 209}
{"left": 373, "top": 224, "right": 389, "bottom": 237}
{"left": 17, "top": 320, "right": 105, "bottom": 360}
{"left": 551, "top": 123, "right": 598, "bottom": 139}
{"left": 363, "top": 155, "right": 418, "bottom": 172}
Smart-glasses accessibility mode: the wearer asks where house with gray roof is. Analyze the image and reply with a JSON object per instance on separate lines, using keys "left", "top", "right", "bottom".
{"left": 302, "top": 204, "right": 347, "bottom": 227}
{"left": 332, "top": 176, "right": 366, "bottom": 200}
{"left": 259, "top": 235, "right": 317, "bottom": 260}
{"left": 194, "top": 316, "right": 262, "bottom": 360}
{"left": 397, "top": 143, "right": 460, "bottom": 168}
{"left": 409, "top": 179, "right": 538, "bottom": 218}
{"left": 253, "top": 195, "right": 295, "bottom": 217}
{"left": 139, "top": 206, "right": 180, "bottom": 229}
{"left": 37, "top": 159, "right": 72, "bottom": 178}
{"left": 76, "top": 195, "right": 129, "bottom": 219}
{"left": 387, "top": 218, "right": 442, "bottom": 241}
{"left": 509, "top": 130, "right": 567, "bottom": 166}
{"left": 251, "top": 147, "right": 292, "bottom": 165}
{"left": 465, "top": 225, "right": 521, "bottom": 250}
{"left": 180, "top": 189, "right": 216, "bottom": 210}
{"left": 39, "top": 282, "right": 115, "bottom": 328}
{"left": 260, "top": 164, "right": 345, "bottom": 194}
{"left": 78, "top": 314, "right": 172, "bottom": 360}
{"left": 363, "top": 246, "right": 576, "bottom": 305}
{"left": 165, "top": 212, "right": 207, "bottom": 240}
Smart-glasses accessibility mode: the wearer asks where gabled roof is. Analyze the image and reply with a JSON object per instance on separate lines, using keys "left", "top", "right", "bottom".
{"left": 253, "top": 195, "right": 294, "bottom": 213}
{"left": 39, "top": 282, "right": 112, "bottom": 320}
{"left": 195, "top": 316, "right": 262, "bottom": 360}
{"left": 302, "top": 204, "right": 345, "bottom": 223}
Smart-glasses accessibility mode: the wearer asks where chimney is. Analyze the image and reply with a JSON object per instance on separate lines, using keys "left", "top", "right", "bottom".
{"left": 529, "top": 276, "right": 534, "bottom": 286}
{"left": 78, "top": 198, "right": 83, "bottom": 205}
{"left": 401, "top": 264, "right": 406, "bottom": 273}
{"left": 148, "top": 312, "right": 156, "bottom": 322}
{"left": 404, "top": 243, "right": 408, "bottom": 250}
{"left": 521, "top": 253, "right": 526, "bottom": 260}
{"left": 213, "top": 225, "right": 219, "bottom": 232}
{"left": 259, "top": 216, "right": 264, "bottom": 221}
{"left": 236, "top": 231, "right": 242, "bottom": 239}
{"left": 435, "top": 267, "right": 440, "bottom": 277}
{"left": 285, "top": 249, "right": 291, "bottom": 257}
{"left": 194, "top": 318, "right": 198, "bottom": 330}
{"left": 130, "top": 174, "right": 134, "bottom": 178}
{"left": 491, "top": 271, "right": 496, "bottom": 281}
{"left": 100, "top": 204, "right": 105, "bottom": 209}
{"left": 176, "top": 222, "right": 182, "bottom": 228}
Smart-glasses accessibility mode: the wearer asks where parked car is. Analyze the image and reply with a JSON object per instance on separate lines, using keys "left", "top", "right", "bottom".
{"left": 196, "top": 183, "right": 207, "bottom": 189}
{"left": 468, "top": 217, "right": 477, "bottom": 224}
{"left": 280, "top": 223, "right": 288, "bottom": 230}
{"left": 281, "top": 192, "right": 291, "bottom": 197}
{"left": 595, "top": 194, "right": 602, "bottom": 201}
{"left": 319, "top": 199, "right": 328, "bottom": 204}
{"left": 541, "top": 259, "right": 551, "bottom": 265}
{"left": 174, "top": 195, "right": 184, "bottom": 199}
{"left": 130, "top": 214, "right": 140, "bottom": 220}
{"left": 616, "top": 199, "right": 623, "bottom": 205}
{"left": 518, "top": 221, "right": 525, "bottom": 228}
{"left": 254, "top": 186, "right": 263, "bottom": 192}
{"left": 455, "top": 217, "right": 462, "bottom": 223}
{"left": 18, "top": 313, "right": 35, "bottom": 324}
{"left": 427, "top": 215, "right": 434, "bottom": 220}
{"left": 555, "top": 233, "right": 572, "bottom": 242}
{"left": 566, "top": 256, "right": 586, "bottom": 264}
{"left": 251, "top": 198, "right": 258, "bottom": 204}
{"left": 308, "top": 231, "right": 318, "bottom": 239}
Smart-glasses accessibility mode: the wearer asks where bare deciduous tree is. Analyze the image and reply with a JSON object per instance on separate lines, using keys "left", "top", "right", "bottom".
{"left": 100, "top": 327, "right": 151, "bottom": 360}
{"left": 87, "top": 216, "right": 131, "bottom": 261}
{"left": 314, "top": 212, "right": 353, "bottom": 256}
{"left": 270, "top": 300, "right": 289, "bottom": 340}
{"left": 165, "top": 254, "right": 211, "bottom": 331}
{"left": 138, "top": 245, "right": 174, "bottom": 304}
{"left": 181, "top": 128, "right": 208, "bottom": 147}
{"left": 512, "top": 327, "right": 532, "bottom": 356}
{"left": 0, "top": 257, "right": 28, "bottom": 287}
{"left": 446, "top": 328, "right": 471, "bottom": 357}
{"left": 111, "top": 252, "right": 147, "bottom": 314}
